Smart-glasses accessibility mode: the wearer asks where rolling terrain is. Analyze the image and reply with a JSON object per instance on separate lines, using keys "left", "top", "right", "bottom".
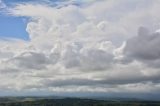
{"left": 0, "top": 97, "right": 159, "bottom": 106}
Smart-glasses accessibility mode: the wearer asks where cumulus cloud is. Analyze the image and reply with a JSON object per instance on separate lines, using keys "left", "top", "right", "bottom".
{"left": 0, "top": 0, "right": 160, "bottom": 98}
{"left": 124, "top": 27, "right": 160, "bottom": 68}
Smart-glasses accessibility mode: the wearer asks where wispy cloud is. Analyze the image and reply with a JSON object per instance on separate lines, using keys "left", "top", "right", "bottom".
{"left": 0, "top": 0, "right": 6, "bottom": 9}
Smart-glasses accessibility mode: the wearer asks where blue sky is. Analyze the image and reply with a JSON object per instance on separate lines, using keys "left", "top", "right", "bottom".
{"left": 0, "top": 0, "right": 63, "bottom": 40}
{"left": 0, "top": 0, "right": 28, "bottom": 40}
{"left": 0, "top": 14, "right": 29, "bottom": 40}
{"left": 0, "top": 0, "right": 82, "bottom": 40}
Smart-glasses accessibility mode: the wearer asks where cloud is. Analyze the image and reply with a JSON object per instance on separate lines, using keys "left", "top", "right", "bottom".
{"left": 61, "top": 41, "right": 114, "bottom": 70}
{"left": 0, "top": 0, "right": 160, "bottom": 98}
{"left": 0, "top": 0, "right": 6, "bottom": 9}
{"left": 11, "top": 52, "right": 50, "bottom": 70}
{"left": 124, "top": 27, "right": 160, "bottom": 68}
{"left": 41, "top": 68, "right": 160, "bottom": 87}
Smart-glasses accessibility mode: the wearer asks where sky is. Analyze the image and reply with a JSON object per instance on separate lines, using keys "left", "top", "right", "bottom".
{"left": 0, "top": 0, "right": 160, "bottom": 100}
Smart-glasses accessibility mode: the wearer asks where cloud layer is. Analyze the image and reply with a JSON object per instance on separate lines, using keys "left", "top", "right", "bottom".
{"left": 0, "top": 0, "right": 160, "bottom": 98}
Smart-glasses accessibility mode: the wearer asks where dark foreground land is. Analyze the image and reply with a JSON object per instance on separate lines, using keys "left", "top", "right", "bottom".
{"left": 0, "top": 97, "right": 160, "bottom": 106}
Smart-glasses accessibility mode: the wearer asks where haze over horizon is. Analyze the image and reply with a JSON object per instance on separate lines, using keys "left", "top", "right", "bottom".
{"left": 0, "top": 0, "right": 160, "bottom": 100}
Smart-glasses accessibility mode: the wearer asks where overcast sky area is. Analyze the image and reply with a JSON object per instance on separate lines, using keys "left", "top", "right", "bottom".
{"left": 0, "top": 0, "right": 160, "bottom": 100}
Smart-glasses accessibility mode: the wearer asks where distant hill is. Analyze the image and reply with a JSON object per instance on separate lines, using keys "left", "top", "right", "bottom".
{"left": 0, "top": 97, "right": 160, "bottom": 106}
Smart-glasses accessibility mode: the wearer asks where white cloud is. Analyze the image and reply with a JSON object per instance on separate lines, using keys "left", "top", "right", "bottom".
{"left": 0, "top": 0, "right": 160, "bottom": 97}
